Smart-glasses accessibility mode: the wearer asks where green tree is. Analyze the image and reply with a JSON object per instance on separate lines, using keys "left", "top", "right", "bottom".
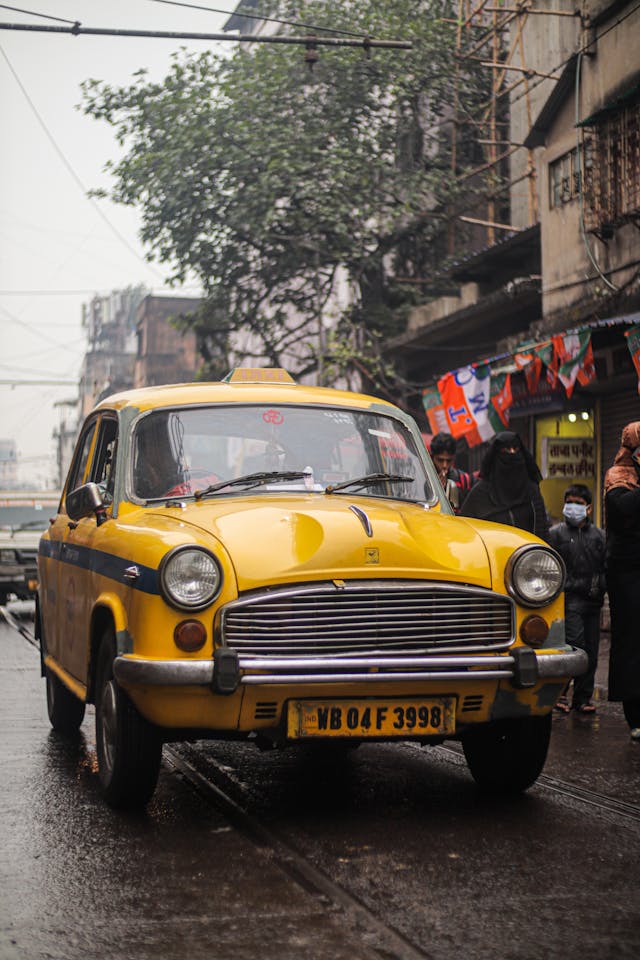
{"left": 81, "top": 0, "right": 490, "bottom": 393}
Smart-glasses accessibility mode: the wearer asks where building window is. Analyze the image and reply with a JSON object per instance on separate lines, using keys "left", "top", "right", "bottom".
{"left": 549, "top": 147, "right": 582, "bottom": 207}
{"left": 583, "top": 98, "right": 640, "bottom": 235}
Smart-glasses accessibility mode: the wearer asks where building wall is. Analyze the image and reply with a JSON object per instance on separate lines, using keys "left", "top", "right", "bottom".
{"left": 537, "top": 2, "right": 640, "bottom": 323}
{"left": 134, "top": 296, "right": 200, "bottom": 388}
{"left": 509, "top": 0, "right": 581, "bottom": 230}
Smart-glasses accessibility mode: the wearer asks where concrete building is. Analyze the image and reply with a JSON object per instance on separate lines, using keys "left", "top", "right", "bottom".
{"left": 0, "top": 439, "right": 18, "bottom": 489}
{"left": 133, "top": 296, "right": 200, "bottom": 388}
{"left": 387, "top": 0, "right": 640, "bottom": 524}
{"left": 78, "top": 288, "right": 146, "bottom": 419}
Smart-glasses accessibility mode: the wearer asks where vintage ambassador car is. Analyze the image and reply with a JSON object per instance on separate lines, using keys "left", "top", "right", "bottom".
{"left": 37, "top": 368, "right": 586, "bottom": 807}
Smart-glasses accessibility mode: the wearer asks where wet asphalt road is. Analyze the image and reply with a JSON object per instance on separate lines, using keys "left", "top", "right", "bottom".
{"left": 1, "top": 610, "right": 640, "bottom": 960}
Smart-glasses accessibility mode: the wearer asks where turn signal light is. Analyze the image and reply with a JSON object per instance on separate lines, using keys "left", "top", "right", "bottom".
{"left": 174, "top": 620, "right": 207, "bottom": 652}
{"left": 519, "top": 615, "right": 549, "bottom": 648}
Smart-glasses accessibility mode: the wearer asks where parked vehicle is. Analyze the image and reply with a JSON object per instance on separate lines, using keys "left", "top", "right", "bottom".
{"left": 0, "top": 491, "right": 59, "bottom": 606}
{"left": 37, "top": 369, "right": 586, "bottom": 807}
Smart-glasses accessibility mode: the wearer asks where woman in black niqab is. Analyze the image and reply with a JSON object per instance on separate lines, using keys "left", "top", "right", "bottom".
{"left": 459, "top": 431, "right": 550, "bottom": 540}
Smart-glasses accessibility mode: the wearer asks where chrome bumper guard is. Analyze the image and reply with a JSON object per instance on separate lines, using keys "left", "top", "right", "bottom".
{"left": 114, "top": 647, "right": 587, "bottom": 693}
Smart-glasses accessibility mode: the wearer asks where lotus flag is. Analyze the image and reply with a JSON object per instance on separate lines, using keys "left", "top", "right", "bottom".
{"left": 437, "top": 364, "right": 495, "bottom": 447}
{"left": 535, "top": 341, "right": 559, "bottom": 388}
{"left": 625, "top": 325, "right": 640, "bottom": 395}
{"left": 490, "top": 372, "right": 513, "bottom": 429}
{"left": 514, "top": 348, "right": 543, "bottom": 395}
{"left": 552, "top": 332, "right": 596, "bottom": 397}
{"left": 422, "top": 386, "right": 448, "bottom": 435}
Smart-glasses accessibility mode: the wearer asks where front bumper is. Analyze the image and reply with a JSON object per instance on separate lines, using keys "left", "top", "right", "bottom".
{"left": 114, "top": 646, "right": 588, "bottom": 693}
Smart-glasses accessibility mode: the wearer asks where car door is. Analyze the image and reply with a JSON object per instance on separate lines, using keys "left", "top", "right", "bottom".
{"left": 58, "top": 414, "right": 118, "bottom": 685}
{"left": 41, "top": 417, "right": 98, "bottom": 669}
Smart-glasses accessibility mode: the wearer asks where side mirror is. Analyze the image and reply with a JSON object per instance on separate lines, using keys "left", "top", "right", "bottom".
{"left": 66, "top": 482, "right": 106, "bottom": 524}
{"left": 444, "top": 477, "right": 460, "bottom": 511}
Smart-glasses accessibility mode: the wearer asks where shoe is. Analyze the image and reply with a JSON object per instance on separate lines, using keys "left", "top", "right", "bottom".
{"left": 630, "top": 728, "right": 640, "bottom": 741}
{"left": 554, "top": 696, "right": 571, "bottom": 714}
{"left": 575, "top": 702, "right": 596, "bottom": 715}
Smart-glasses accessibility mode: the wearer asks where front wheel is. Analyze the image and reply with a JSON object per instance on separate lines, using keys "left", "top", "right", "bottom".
{"left": 461, "top": 714, "right": 552, "bottom": 794}
{"left": 46, "top": 668, "right": 86, "bottom": 735}
{"left": 95, "top": 629, "right": 162, "bottom": 808}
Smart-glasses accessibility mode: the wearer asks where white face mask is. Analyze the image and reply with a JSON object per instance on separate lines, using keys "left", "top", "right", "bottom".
{"left": 563, "top": 502, "right": 588, "bottom": 525}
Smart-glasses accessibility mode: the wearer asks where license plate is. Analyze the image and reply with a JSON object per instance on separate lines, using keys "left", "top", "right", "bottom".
{"left": 287, "top": 697, "right": 456, "bottom": 739}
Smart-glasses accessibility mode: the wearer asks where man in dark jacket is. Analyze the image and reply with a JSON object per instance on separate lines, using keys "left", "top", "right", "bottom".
{"left": 549, "top": 483, "right": 606, "bottom": 715}
{"left": 429, "top": 432, "right": 474, "bottom": 513}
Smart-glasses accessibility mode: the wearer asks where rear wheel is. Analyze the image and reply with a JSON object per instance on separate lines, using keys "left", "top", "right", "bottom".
{"left": 46, "top": 668, "right": 86, "bottom": 735}
{"left": 462, "top": 714, "right": 552, "bottom": 794}
{"left": 95, "top": 628, "right": 162, "bottom": 808}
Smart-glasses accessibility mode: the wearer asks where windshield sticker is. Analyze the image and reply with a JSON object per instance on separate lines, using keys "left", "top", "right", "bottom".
{"left": 262, "top": 409, "right": 284, "bottom": 425}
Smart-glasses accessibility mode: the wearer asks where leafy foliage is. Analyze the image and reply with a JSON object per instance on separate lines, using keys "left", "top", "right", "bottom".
{"left": 81, "top": 0, "right": 490, "bottom": 393}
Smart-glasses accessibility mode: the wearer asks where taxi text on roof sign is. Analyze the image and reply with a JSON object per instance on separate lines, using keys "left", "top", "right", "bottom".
{"left": 223, "top": 367, "right": 296, "bottom": 384}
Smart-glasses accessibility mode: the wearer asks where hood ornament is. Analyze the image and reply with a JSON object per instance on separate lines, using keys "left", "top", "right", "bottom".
{"left": 349, "top": 504, "right": 373, "bottom": 537}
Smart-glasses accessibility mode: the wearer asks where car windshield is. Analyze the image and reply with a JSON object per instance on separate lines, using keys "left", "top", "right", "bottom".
{"left": 131, "top": 404, "right": 434, "bottom": 504}
{"left": 0, "top": 500, "right": 58, "bottom": 532}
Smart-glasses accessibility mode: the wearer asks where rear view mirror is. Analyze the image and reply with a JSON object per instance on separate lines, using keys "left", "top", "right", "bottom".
{"left": 66, "top": 482, "right": 104, "bottom": 523}
{"left": 444, "top": 478, "right": 459, "bottom": 510}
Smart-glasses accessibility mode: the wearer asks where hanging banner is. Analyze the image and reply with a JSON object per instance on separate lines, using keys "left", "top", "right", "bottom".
{"left": 437, "top": 364, "right": 495, "bottom": 447}
{"left": 625, "top": 325, "right": 640, "bottom": 395}
{"left": 514, "top": 348, "right": 543, "bottom": 395}
{"left": 490, "top": 371, "right": 513, "bottom": 429}
{"left": 535, "top": 341, "right": 559, "bottom": 388}
{"left": 553, "top": 331, "right": 596, "bottom": 397}
{"left": 421, "top": 386, "right": 448, "bottom": 435}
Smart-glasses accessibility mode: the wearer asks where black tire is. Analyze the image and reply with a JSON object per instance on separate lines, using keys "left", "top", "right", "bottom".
{"left": 95, "top": 628, "right": 162, "bottom": 808}
{"left": 462, "top": 714, "right": 552, "bottom": 794}
{"left": 46, "top": 667, "right": 86, "bottom": 735}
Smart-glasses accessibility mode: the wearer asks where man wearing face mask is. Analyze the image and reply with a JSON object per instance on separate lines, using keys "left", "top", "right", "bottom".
{"left": 549, "top": 484, "right": 606, "bottom": 715}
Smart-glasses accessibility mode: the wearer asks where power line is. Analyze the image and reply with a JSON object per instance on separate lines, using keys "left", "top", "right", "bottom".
{"left": 0, "top": 20, "right": 411, "bottom": 48}
{"left": 0, "top": 378, "right": 77, "bottom": 385}
{"left": 0, "top": 287, "right": 203, "bottom": 295}
{"left": 0, "top": 4, "right": 75, "bottom": 22}
{"left": 0, "top": 44, "right": 166, "bottom": 279}
{"left": 146, "top": 0, "right": 369, "bottom": 39}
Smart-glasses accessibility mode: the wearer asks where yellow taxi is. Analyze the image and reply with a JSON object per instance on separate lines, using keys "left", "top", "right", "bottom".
{"left": 37, "top": 368, "right": 586, "bottom": 807}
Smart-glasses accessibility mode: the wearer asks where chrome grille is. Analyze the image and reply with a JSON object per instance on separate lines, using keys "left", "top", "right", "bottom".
{"left": 221, "top": 581, "right": 514, "bottom": 657}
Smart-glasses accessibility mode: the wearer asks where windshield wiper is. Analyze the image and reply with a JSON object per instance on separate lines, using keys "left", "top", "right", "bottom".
{"left": 194, "top": 471, "right": 309, "bottom": 500}
{"left": 325, "top": 472, "right": 414, "bottom": 494}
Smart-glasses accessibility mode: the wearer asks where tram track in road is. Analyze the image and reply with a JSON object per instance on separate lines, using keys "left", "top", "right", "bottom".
{"left": 165, "top": 743, "right": 435, "bottom": 960}
{"left": 166, "top": 736, "right": 640, "bottom": 960}
{"left": 433, "top": 743, "right": 640, "bottom": 824}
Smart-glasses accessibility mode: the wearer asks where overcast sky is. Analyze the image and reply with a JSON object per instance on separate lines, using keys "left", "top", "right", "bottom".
{"left": 0, "top": 0, "right": 236, "bottom": 487}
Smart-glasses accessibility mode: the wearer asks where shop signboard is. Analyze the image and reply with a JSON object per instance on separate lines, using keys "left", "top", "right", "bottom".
{"left": 541, "top": 436, "right": 596, "bottom": 481}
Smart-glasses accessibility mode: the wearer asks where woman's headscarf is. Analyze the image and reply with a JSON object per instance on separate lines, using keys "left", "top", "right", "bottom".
{"left": 478, "top": 431, "right": 542, "bottom": 508}
{"left": 604, "top": 421, "right": 640, "bottom": 494}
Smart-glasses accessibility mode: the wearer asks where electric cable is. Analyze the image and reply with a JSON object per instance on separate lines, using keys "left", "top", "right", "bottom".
{"left": 0, "top": 43, "right": 166, "bottom": 279}
{"left": 146, "top": 0, "right": 368, "bottom": 38}
{"left": 0, "top": 3, "right": 76, "bottom": 22}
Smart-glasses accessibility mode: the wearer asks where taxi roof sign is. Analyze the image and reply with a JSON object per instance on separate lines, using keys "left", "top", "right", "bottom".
{"left": 223, "top": 367, "right": 296, "bottom": 384}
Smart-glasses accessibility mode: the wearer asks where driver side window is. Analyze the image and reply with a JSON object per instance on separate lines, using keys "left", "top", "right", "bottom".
{"left": 89, "top": 417, "right": 119, "bottom": 503}
{"left": 65, "top": 420, "right": 97, "bottom": 497}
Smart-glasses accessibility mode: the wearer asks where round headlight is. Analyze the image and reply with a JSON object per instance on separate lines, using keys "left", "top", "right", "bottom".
{"left": 506, "top": 545, "right": 565, "bottom": 608}
{"left": 159, "top": 546, "right": 222, "bottom": 611}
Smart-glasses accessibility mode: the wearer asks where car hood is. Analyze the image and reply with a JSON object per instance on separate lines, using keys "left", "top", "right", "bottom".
{"left": 152, "top": 496, "right": 494, "bottom": 593}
